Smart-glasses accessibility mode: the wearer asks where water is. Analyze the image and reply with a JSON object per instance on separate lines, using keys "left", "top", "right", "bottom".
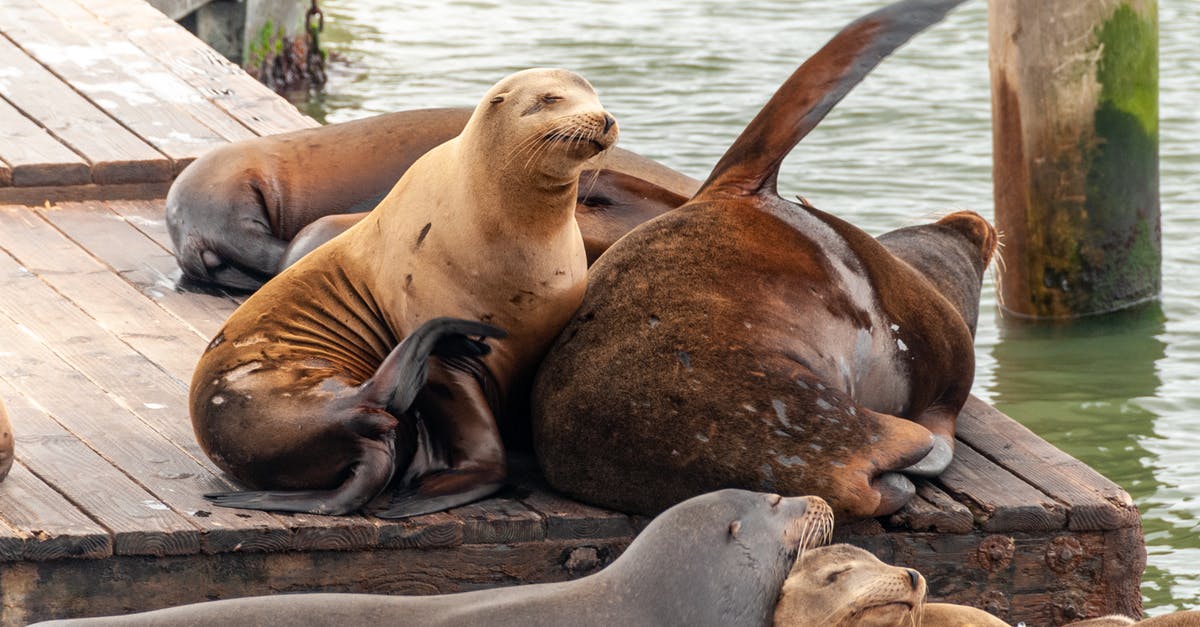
{"left": 301, "top": 0, "right": 1200, "bottom": 614}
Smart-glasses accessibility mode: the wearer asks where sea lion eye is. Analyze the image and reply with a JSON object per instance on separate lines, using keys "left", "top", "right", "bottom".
{"left": 825, "top": 567, "right": 851, "bottom": 583}
{"left": 541, "top": 94, "right": 563, "bottom": 104}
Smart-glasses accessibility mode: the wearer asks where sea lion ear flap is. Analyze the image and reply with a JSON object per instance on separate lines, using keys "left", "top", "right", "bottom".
{"left": 489, "top": 94, "right": 509, "bottom": 105}
{"left": 728, "top": 520, "right": 742, "bottom": 539}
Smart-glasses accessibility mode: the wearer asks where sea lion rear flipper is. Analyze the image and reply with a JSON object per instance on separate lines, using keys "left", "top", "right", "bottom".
{"left": 375, "top": 469, "right": 505, "bottom": 519}
{"left": 359, "top": 317, "right": 507, "bottom": 416}
{"left": 696, "top": 0, "right": 967, "bottom": 198}
{"left": 204, "top": 434, "right": 396, "bottom": 515}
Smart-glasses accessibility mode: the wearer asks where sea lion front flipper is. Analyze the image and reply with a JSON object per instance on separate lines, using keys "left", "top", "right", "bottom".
{"left": 204, "top": 432, "right": 397, "bottom": 515}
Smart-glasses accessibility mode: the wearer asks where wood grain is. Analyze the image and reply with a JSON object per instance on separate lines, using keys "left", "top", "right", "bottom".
{"left": 0, "top": 98, "right": 90, "bottom": 187}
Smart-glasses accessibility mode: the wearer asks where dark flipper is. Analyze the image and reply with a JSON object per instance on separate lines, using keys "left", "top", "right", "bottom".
{"left": 375, "top": 469, "right": 505, "bottom": 519}
{"left": 204, "top": 434, "right": 396, "bottom": 515}
{"left": 698, "top": 0, "right": 967, "bottom": 198}
{"left": 206, "top": 317, "right": 506, "bottom": 516}
{"left": 359, "top": 316, "right": 507, "bottom": 415}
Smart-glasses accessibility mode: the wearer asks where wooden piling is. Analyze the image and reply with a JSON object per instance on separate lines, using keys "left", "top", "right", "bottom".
{"left": 989, "top": 0, "right": 1159, "bottom": 318}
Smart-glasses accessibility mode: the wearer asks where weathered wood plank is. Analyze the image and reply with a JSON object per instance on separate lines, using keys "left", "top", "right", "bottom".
{"left": 520, "top": 485, "right": 635, "bottom": 541}
{"left": 0, "top": 374, "right": 199, "bottom": 557}
{"left": 38, "top": 201, "right": 237, "bottom": 339}
{"left": 455, "top": 493, "right": 547, "bottom": 545}
{"left": 0, "top": 461, "right": 111, "bottom": 562}
{"left": 936, "top": 442, "right": 1066, "bottom": 532}
{"left": 0, "top": 537, "right": 631, "bottom": 625}
{"left": 279, "top": 512, "right": 381, "bottom": 553}
{"left": 0, "top": 97, "right": 90, "bottom": 187}
{"left": 1, "top": 0, "right": 233, "bottom": 171}
{"left": 70, "top": 0, "right": 320, "bottom": 136}
{"left": 0, "top": 206, "right": 209, "bottom": 383}
{"left": 889, "top": 479, "right": 975, "bottom": 534}
{"left": 0, "top": 37, "right": 169, "bottom": 184}
{"left": 374, "top": 511, "right": 466, "bottom": 550}
{"left": 0, "top": 158, "right": 11, "bottom": 187}
{"left": 31, "top": 0, "right": 259, "bottom": 146}
{"left": 958, "top": 396, "right": 1140, "bottom": 532}
{"left": 0, "top": 182, "right": 171, "bottom": 205}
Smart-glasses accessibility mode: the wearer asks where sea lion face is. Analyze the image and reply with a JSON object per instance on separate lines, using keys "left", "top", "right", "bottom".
{"left": 476, "top": 68, "right": 618, "bottom": 181}
{"left": 773, "top": 543, "right": 926, "bottom": 627}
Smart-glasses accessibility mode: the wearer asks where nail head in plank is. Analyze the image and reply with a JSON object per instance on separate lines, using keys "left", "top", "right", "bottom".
{"left": 0, "top": 36, "right": 170, "bottom": 184}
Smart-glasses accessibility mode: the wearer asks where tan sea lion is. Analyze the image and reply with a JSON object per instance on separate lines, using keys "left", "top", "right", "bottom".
{"left": 0, "top": 397, "right": 12, "bottom": 482}
{"left": 1071, "top": 612, "right": 1200, "bottom": 627}
{"left": 921, "top": 603, "right": 1011, "bottom": 626}
{"left": 773, "top": 543, "right": 926, "bottom": 627}
{"left": 532, "top": 0, "right": 986, "bottom": 521}
{"left": 167, "top": 107, "right": 697, "bottom": 290}
{"left": 194, "top": 67, "right": 617, "bottom": 517}
{"left": 35, "top": 490, "right": 834, "bottom": 627}
{"left": 279, "top": 164, "right": 692, "bottom": 270}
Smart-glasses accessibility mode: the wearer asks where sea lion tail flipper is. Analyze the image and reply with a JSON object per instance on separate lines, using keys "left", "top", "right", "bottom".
{"left": 204, "top": 431, "right": 397, "bottom": 515}
{"left": 374, "top": 469, "right": 505, "bottom": 519}
{"left": 359, "top": 317, "right": 507, "bottom": 415}
{"left": 695, "top": 0, "right": 967, "bottom": 198}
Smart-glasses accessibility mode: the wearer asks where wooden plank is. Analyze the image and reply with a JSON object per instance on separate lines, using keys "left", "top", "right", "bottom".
{"left": 0, "top": 206, "right": 209, "bottom": 383}
{"left": 0, "top": 375, "right": 199, "bottom": 557}
{"left": 31, "top": 0, "right": 258, "bottom": 146}
{"left": 0, "top": 182, "right": 171, "bottom": 205}
{"left": 374, "top": 512, "right": 465, "bottom": 550}
{"left": 38, "top": 201, "right": 237, "bottom": 339}
{"left": 1, "top": 0, "right": 229, "bottom": 171}
{"left": 936, "top": 442, "right": 1066, "bottom": 532}
{"left": 0, "top": 461, "right": 112, "bottom": 562}
{"left": 0, "top": 537, "right": 632, "bottom": 625}
{"left": 70, "top": 0, "right": 320, "bottom": 136}
{"left": 0, "top": 36, "right": 169, "bottom": 184}
{"left": 454, "top": 493, "right": 547, "bottom": 545}
{"left": 957, "top": 396, "right": 1140, "bottom": 532}
{"left": 0, "top": 97, "right": 90, "bottom": 187}
{"left": 0, "top": 158, "right": 11, "bottom": 187}
{"left": 520, "top": 484, "right": 635, "bottom": 541}
{"left": 889, "top": 479, "right": 974, "bottom": 534}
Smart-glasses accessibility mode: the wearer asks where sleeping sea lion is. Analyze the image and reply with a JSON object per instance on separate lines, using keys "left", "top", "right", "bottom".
{"left": 531, "top": 0, "right": 988, "bottom": 521}
{"left": 34, "top": 490, "right": 834, "bottom": 627}
{"left": 773, "top": 543, "right": 927, "bottom": 627}
{"left": 193, "top": 67, "right": 617, "bottom": 517}
{"left": 167, "top": 108, "right": 697, "bottom": 290}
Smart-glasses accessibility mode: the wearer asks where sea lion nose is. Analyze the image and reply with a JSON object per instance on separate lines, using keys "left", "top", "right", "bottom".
{"left": 905, "top": 569, "right": 921, "bottom": 590}
{"left": 602, "top": 113, "right": 616, "bottom": 134}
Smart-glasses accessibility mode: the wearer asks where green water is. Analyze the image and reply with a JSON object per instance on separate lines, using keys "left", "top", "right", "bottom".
{"left": 302, "top": 0, "right": 1200, "bottom": 614}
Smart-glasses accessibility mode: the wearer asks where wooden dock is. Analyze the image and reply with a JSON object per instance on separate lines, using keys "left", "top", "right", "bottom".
{"left": 0, "top": 1, "right": 1145, "bottom": 625}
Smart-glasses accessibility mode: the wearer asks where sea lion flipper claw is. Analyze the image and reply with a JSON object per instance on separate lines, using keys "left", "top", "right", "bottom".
{"left": 374, "top": 469, "right": 504, "bottom": 519}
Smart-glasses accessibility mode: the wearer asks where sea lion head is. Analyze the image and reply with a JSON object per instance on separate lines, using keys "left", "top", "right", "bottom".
{"left": 469, "top": 68, "right": 618, "bottom": 182}
{"left": 877, "top": 210, "right": 999, "bottom": 336}
{"left": 773, "top": 543, "right": 926, "bottom": 627}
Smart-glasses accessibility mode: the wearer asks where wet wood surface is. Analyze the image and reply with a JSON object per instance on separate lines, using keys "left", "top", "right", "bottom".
{"left": 0, "top": 0, "right": 317, "bottom": 203}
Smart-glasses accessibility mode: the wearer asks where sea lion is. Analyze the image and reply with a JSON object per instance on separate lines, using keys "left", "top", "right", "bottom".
{"left": 532, "top": 0, "right": 987, "bottom": 520}
{"left": 279, "top": 165, "right": 691, "bottom": 270}
{"left": 193, "top": 67, "right": 617, "bottom": 517}
{"left": 921, "top": 603, "right": 1011, "bottom": 626}
{"left": 0, "top": 397, "right": 12, "bottom": 482}
{"left": 773, "top": 543, "right": 926, "bottom": 627}
{"left": 167, "top": 108, "right": 472, "bottom": 291}
{"left": 1071, "top": 612, "right": 1200, "bottom": 627}
{"left": 168, "top": 107, "right": 697, "bottom": 290}
{"left": 35, "top": 490, "right": 834, "bottom": 627}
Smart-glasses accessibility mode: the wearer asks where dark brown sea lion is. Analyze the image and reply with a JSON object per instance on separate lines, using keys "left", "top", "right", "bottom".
{"left": 773, "top": 543, "right": 927, "bottom": 627}
{"left": 532, "top": 0, "right": 987, "bottom": 521}
{"left": 33, "top": 490, "right": 834, "bottom": 627}
{"left": 194, "top": 68, "right": 617, "bottom": 517}
{"left": 167, "top": 107, "right": 697, "bottom": 290}
{"left": 0, "top": 397, "right": 12, "bottom": 482}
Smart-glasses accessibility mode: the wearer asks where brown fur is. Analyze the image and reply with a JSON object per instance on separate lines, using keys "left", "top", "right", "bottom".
{"left": 191, "top": 68, "right": 617, "bottom": 517}
{"left": 921, "top": 603, "right": 1010, "bottom": 626}
{"left": 774, "top": 544, "right": 926, "bottom": 627}
{"left": 531, "top": 0, "right": 983, "bottom": 521}
{"left": 0, "top": 398, "right": 12, "bottom": 482}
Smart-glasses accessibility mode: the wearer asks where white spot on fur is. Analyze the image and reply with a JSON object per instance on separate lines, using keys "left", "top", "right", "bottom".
{"left": 233, "top": 333, "right": 270, "bottom": 348}
{"left": 211, "top": 396, "right": 225, "bottom": 405}
{"left": 897, "top": 338, "right": 909, "bottom": 352}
